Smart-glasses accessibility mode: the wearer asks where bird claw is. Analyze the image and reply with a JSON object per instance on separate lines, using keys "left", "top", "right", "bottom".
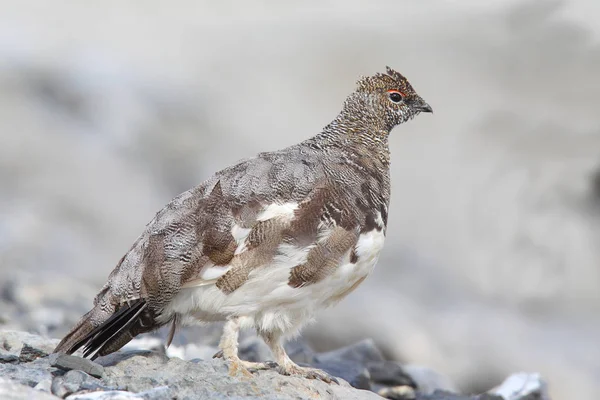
{"left": 277, "top": 364, "right": 339, "bottom": 384}
{"left": 245, "top": 360, "right": 279, "bottom": 373}
{"left": 228, "top": 359, "right": 253, "bottom": 378}
{"left": 213, "top": 350, "right": 224, "bottom": 359}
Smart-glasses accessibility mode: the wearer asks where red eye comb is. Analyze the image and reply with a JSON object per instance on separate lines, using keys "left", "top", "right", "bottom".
{"left": 387, "top": 89, "right": 405, "bottom": 96}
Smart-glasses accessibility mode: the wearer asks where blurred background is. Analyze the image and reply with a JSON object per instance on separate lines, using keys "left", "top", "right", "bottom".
{"left": 1, "top": 0, "right": 599, "bottom": 399}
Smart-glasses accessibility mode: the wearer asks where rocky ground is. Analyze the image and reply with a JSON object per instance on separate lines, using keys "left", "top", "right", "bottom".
{"left": 1, "top": 2, "right": 599, "bottom": 399}
{"left": 0, "top": 329, "right": 547, "bottom": 400}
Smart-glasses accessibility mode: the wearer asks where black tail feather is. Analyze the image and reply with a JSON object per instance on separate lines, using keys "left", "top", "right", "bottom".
{"left": 60, "top": 298, "right": 155, "bottom": 360}
{"left": 82, "top": 299, "right": 147, "bottom": 359}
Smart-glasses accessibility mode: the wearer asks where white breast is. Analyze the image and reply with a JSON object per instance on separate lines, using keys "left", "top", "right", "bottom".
{"left": 166, "top": 228, "right": 386, "bottom": 335}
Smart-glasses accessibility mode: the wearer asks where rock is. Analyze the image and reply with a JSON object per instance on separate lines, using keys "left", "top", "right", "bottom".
{"left": 0, "top": 377, "right": 59, "bottom": 400}
{"left": 378, "top": 385, "right": 417, "bottom": 400}
{"left": 403, "top": 365, "right": 458, "bottom": 394}
{"left": 315, "top": 338, "right": 385, "bottom": 365}
{"left": 34, "top": 378, "right": 52, "bottom": 393}
{"left": 238, "top": 335, "right": 273, "bottom": 363}
{"left": 310, "top": 339, "right": 386, "bottom": 390}
{"left": 96, "top": 349, "right": 168, "bottom": 368}
{"left": 21, "top": 344, "right": 52, "bottom": 363}
{"left": 415, "top": 391, "right": 502, "bottom": 400}
{"left": 284, "top": 338, "right": 316, "bottom": 364}
{"left": 0, "top": 357, "right": 54, "bottom": 387}
{"left": 367, "top": 361, "right": 417, "bottom": 387}
{"left": 0, "top": 330, "right": 548, "bottom": 400}
{"left": 312, "top": 358, "right": 371, "bottom": 390}
{"left": 0, "top": 333, "right": 22, "bottom": 362}
{"left": 100, "top": 351, "right": 381, "bottom": 399}
{"left": 0, "top": 330, "right": 61, "bottom": 361}
{"left": 49, "top": 353, "right": 105, "bottom": 378}
{"left": 66, "top": 391, "right": 145, "bottom": 400}
{"left": 51, "top": 370, "right": 113, "bottom": 398}
{"left": 0, "top": 347, "right": 20, "bottom": 363}
{"left": 490, "top": 373, "right": 549, "bottom": 400}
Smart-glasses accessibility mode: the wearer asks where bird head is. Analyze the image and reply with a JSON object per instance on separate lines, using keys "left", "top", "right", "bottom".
{"left": 345, "top": 66, "right": 432, "bottom": 131}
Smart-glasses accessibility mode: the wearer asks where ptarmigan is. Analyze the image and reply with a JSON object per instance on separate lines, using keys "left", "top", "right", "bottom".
{"left": 54, "top": 67, "right": 432, "bottom": 383}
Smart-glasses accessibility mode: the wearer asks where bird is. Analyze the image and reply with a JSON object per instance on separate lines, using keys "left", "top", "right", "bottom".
{"left": 54, "top": 66, "right": 432, "bottom": 383}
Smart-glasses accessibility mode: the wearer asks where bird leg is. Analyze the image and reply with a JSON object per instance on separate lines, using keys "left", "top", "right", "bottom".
{"left": 261, "top": 331, "right": 339, "bottom": 384}
{"left": 217, "top": 318, "right": 276, "bottom": 376}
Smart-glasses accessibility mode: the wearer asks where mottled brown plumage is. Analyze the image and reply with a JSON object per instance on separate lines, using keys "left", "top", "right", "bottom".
{"left": 54, "top": 67, "right": 432, "bottom": 382}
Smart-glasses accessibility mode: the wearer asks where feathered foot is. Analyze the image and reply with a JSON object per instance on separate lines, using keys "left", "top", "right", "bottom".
{"left": 261, "top": 330, "right": 339, "bottom": 384}
{"left": 217, "top": 318, "right": 278, "bottom": 378}
{"left": 213, "top": 349, "right": 278, "bottom": 373}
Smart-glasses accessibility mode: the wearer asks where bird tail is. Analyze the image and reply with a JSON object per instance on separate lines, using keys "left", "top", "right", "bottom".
{"left": 53, "top": 298, "right": 159, "bottom": 360}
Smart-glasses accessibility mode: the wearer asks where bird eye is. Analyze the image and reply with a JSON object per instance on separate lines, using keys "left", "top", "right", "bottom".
{"left": 387, "top": 90, "right": 404, "bottom": 103}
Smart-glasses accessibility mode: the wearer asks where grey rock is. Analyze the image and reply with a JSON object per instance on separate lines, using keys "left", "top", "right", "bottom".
{"left": 0, "top": 357, "right": 54, "bottom": 387}
{"left": 0, "top": 377, "right": 59, "bottom": 400}
{"left": 65, "top": 391, "right": 144, "bottom": 400}
{"left": 50, "top": 353, "right": 105, "bottom": 378}
{"left": 322, "top": 361, "right": 371, "bottom": 390}
{"left": 315, "top": 339, "right": 385, "bottom": 365}
{"left": 313, "top": 358, "right": 371, "bottom": 390}
{"left": 403, "top": 365, "right": 458, "bottom": 394}
{"left": 238, "top": 335, "right": 273, "bottom": 363}
{"left": 1, "top": 332, "right": 25, "bottom": 362}
{"left": 51, "top": 370, "right": 112, "bottom": 398}
{"left": 378, "top": 385, "right": 416, "bottom": 400}
{"left": 284, "top": 338, "right": 316, "bottom": 364}
{"left": 367, "top": 361, "right": 417, "bottom": 387}
{"left": 0, "top": 330, "right": 61, "bottom": 361}
{"left": 96, "top": 349, "right": 168, "bottom": 368}
{"left": 415, "top": 391, "right": 502, "bottom": 400}
{"left": 490, "top": 373, "right": 549, "bottom": 400}
{"left": 21, "top": 343, "right": 52, "bottom": 362}
{"left": 0, "top": 330, "right": 540, "bottom": 400}
{"left": 0, "top": 347, "right": 20, "bottom": 363}
{"left": 311, "top": 339, "right": 385, "bottom": 390}
{"left": 51, "top": 376, "right": 77, "bottom": 398}
{"left": 100, "top": 350, "right": 380, "bottom": 399}
{"left": 34, "top": 378, "right": 52, "bottom": 393}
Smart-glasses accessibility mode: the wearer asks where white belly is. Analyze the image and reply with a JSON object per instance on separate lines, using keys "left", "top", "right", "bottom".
{"left": 166, "top": 229, "right": 386, "bottom": 335}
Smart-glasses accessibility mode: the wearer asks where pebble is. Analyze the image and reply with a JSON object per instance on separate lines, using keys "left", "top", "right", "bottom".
{"left": 378, "top": 385, "right": 417, "bottom": 400}
{"left": 491, "top": 372, "right": 549, "bottom": 400}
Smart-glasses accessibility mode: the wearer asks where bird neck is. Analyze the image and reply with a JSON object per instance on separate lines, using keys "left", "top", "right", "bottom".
{"left": 318, "top": 110, "right": 391, "bottom": 160}
{"left": 328, "top": 113, "right": 389, "bottom": 136}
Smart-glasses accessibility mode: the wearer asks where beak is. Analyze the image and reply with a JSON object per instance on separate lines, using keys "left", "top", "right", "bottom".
{"left": 414, "top": 102, "right": 433, "bottom": 113}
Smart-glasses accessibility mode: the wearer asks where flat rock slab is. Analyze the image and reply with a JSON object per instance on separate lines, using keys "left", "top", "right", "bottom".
{"left": 49, "top": 353, "right": 105, "bottom": 378}
{"left": 99, "top": 351, "right": 382, "bottom": 400}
